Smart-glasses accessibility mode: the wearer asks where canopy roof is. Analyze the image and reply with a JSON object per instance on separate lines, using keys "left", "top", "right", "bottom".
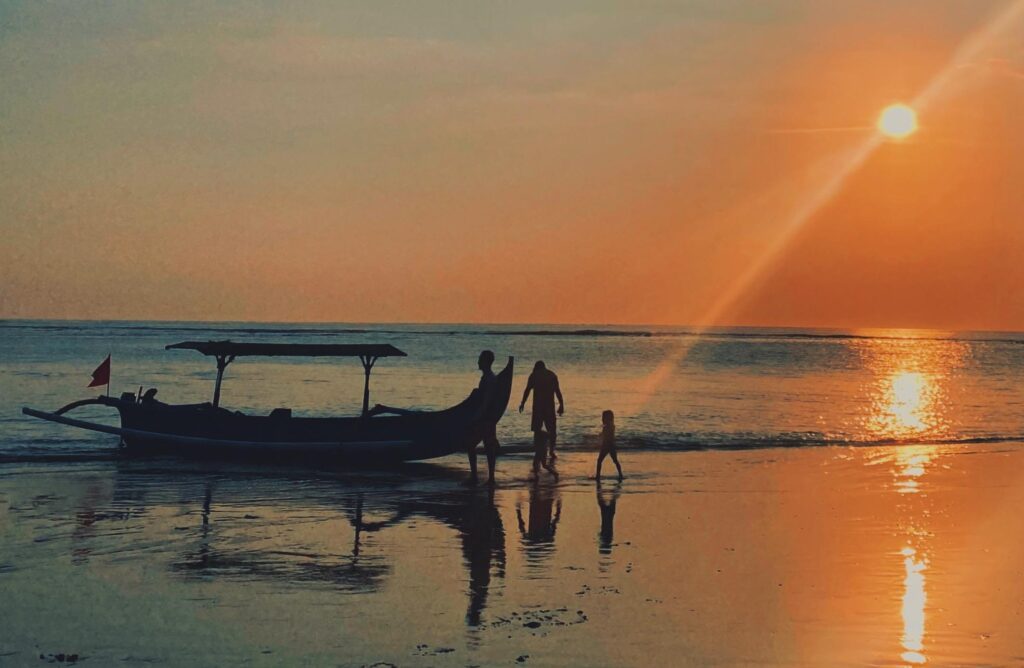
{"left": 166, "top": 341, "right": 407, "bottom": 358}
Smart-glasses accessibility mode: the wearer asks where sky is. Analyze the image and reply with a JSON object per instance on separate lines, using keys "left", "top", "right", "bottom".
{"left": 2, "top": 1, "right": 1023, "bottom": 329}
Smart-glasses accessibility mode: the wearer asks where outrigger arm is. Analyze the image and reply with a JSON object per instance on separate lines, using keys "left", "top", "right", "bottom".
{"left": 359, "top": 354, "right": 378, "bottom": 417}
{"left": 212, "top": 354, "right": 236, "bottom": 408}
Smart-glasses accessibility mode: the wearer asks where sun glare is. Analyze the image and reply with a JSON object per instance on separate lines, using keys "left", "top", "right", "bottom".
{"left": 878, "top": 104, "right": 918, "bottom": 139}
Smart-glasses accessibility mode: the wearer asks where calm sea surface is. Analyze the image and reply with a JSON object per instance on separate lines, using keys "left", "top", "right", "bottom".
{"left": 3, "top": 320, "right": 1024, "bottom": 459}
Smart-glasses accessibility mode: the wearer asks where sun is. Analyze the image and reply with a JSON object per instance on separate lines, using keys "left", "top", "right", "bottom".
{"left": 878, "top": 104, "right": 918, "bottom": 139}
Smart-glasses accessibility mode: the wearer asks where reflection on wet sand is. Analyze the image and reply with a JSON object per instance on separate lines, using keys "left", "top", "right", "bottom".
{"left": 108, "top": 463, "right": 511, "bottom": 626}
{"left": 596, "top": 481, "right": 621, "bottom": 558}
{"left": 516, "top": 480, "right": 562, "bottom": 575}
{"left": 890, "top": 444, "right": 936, "bottom": 666}
{"left": 900, "top": 545, "right": 927, "bottom": 665}
{"left": 11, "top": 443, "right": 1024, "bottom": 666}
{"left": 459, "top": 488, "right": 506, "bottom": 628}
{"left": 173, "top": 489, "right": 394, "bottom": 593}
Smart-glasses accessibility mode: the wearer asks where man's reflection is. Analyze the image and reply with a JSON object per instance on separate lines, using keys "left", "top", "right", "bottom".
{"left": 516, "top": 480, "right": 561, "bottom": 574}
{"left": 460, "top": 487, "right": 506, "bottom": 627}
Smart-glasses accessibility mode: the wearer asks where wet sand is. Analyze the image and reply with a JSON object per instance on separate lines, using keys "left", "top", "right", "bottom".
{"left": 2, "top": 444, "right": 1024, "bottom": 666}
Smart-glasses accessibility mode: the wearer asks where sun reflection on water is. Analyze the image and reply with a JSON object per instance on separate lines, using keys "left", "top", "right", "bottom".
{"left": 891, "top": 441, "right": 937, "bottom": 664}
{"left": 871, "top": 371, "right": 941, "bottom": 440}
{"left": 857, "top": 337, "right": 967, "bottom": 443}
{"left": 900, "top": 545, "right": 928, "bottom": 665}
{"left": 894, "top": 446, "right": 933, "bottom": 495}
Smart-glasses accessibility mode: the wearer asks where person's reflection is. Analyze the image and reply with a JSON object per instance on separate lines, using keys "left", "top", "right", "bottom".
{"left": 460, "top": 487, "right": 506, "bottom": 627}
{"left": 596, "top": 480, "right": 621, "bottom": 557}
{"left": 516, "top": 480, "right": 561, "bottom": 573}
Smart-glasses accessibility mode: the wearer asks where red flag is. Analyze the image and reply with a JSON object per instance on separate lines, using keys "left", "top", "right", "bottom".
{"left": 88, "top": 355, "right": 111, "bottom": 389}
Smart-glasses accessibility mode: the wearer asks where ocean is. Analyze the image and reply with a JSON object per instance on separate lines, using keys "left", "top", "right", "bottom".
{"left": 5, "top": 320, "right": 1024, "bottom": 665}
{"left": 3, "top": 320, "right": 1024, "bottom": 459}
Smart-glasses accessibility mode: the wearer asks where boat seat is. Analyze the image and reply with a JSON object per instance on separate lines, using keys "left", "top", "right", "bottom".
{"left": 269, "top": 408, "right": 292, "bottom": 419}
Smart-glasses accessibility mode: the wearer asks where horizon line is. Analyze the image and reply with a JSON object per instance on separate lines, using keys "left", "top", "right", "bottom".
{"left": 2, "top": 316, "right": 1024, "bottom": 338}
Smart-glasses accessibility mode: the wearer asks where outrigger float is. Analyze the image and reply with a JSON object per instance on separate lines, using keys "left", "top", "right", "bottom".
{"left": 22, "top": 341, "right": 514, "bottom": 465}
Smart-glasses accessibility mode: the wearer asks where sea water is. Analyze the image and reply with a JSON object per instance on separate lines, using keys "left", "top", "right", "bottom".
{"left": 5, "top": 320, "right": 1024, "bottom": 666}
{"left": 3, "top": 319, "right": 1024, "bottom": 460}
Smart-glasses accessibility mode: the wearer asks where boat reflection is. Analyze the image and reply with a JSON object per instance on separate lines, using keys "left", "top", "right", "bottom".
{"left": 172, "top": 484, "right": 394, "bottom": 593}
{"left": 104, "top": 463, "right": 507, "bottom": 626}
{"left": 70, "top": 482, "right": 108, "bottom": 565}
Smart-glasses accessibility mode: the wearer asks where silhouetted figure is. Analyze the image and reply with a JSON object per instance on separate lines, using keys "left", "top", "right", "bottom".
{"left": 467, "top": 350, "right": 501, "bottom": 486}
{"left": 596, "top": 480, "right": 621, "bottom": 556}
{"left": 461, "top": 487, "right": 506, "bottom": 627}
{"left": 596, "top": 410, "right": 623, "bottom": 481}
{"left": 519, "top": 361, "right": 564, "bottom": 460}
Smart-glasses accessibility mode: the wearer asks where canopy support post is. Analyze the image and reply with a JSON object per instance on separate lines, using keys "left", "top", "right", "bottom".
{"left": 212, "top": 354, "right": 235, "bottom": 408}
{"left": 360, "top": 355, "right": 378, "bottom": 417}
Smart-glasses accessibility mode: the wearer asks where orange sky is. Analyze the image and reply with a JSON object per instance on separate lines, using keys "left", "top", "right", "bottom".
{"left": 2, "top": 1, "right": 1023, "bottom": 329}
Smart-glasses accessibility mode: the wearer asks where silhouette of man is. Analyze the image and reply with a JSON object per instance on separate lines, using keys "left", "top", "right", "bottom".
{"left": 519, "top": 361, "right": 564, "bottom": 459}
{"left": 468, "top": 350, "right": 501, "bottom": 486}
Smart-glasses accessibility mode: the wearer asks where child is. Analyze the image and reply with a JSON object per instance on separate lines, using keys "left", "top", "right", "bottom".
{"left": 596, "top": 410, "right": 623, "bottom": 481}
{"left": 532, "top": 428, "right": 559, "bottom": 480}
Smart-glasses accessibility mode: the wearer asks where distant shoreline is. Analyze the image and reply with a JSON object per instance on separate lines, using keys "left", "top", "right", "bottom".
{"left": 3, "top": 319, "right": 1024, "bottom": 343}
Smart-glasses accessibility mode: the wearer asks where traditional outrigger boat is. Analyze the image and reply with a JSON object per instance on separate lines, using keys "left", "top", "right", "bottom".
{"left": 21, "top": 341, "right": 514, "bottom": 465}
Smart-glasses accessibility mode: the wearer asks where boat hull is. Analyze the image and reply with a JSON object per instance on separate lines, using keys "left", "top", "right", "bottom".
{"left": 25, "top": 358, "right": 514, "bottom": 467}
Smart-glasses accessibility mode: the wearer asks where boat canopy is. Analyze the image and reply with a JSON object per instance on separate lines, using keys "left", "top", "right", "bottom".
{"left": 166, "top": 340, "right": 407, "bottom": 413}
{"left": 165, "top": 341, "right": 406, "bottom": 358}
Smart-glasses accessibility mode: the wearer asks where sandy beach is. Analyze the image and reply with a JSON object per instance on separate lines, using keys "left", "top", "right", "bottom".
{"left": 3, "top": 444, "right": 1023, "bottom": 666}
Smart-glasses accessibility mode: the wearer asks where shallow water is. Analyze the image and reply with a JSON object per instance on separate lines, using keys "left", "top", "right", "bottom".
{"left": 3, "top": 446, "right": 1024, "bottom": 666}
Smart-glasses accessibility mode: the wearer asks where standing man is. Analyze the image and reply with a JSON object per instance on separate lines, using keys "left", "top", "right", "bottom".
{"left": 519, "top": 361, "right": 564, "bottom": 460}
{"left": 468, "top": 350, "right": 501, "bottom": 486}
